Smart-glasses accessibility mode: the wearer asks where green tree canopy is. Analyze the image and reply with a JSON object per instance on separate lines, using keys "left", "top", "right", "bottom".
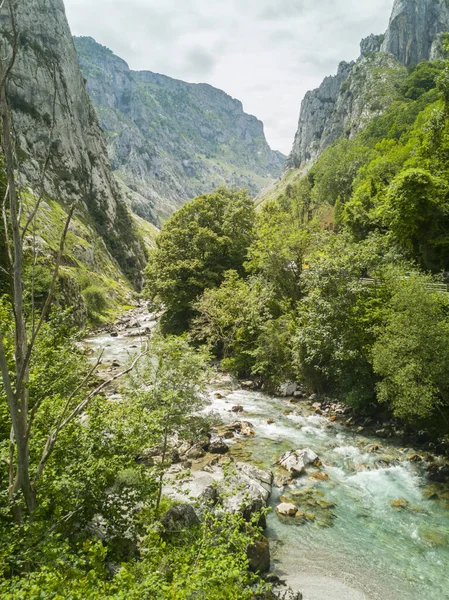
{"left": 145, "top": 187, "right": 255, "bottom": 332}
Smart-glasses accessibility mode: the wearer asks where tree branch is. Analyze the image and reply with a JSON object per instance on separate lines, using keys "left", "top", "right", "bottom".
{"left": 16, "top": 203, "right": 76, "bottom": 397}
{"left": 35, "top": 347, "right": 148, "bottom": 482}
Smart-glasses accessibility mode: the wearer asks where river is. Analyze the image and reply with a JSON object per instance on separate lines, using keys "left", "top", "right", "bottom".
{"left": 85, "top": 314, "right": 449, "bottom": 600}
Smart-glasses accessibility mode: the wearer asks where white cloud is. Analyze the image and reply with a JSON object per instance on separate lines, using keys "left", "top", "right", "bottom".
{"left": 64, "top": 0, "right": 394, "bottom": 154}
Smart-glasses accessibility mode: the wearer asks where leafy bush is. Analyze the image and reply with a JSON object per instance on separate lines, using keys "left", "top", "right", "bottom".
{"left": 82, "top": 285, "right": 109, "bottom": 322}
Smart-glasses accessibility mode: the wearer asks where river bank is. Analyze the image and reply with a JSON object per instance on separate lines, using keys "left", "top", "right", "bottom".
{"left": 84, "top": 308, "right": 449, "bottom": 600}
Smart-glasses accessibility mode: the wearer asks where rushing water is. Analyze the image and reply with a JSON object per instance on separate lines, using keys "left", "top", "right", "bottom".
{"left": 86, "top": 319, "right": 449, "bottom": 600}
{"left": 208, "top": 388, "right": 449, "bottom": 600}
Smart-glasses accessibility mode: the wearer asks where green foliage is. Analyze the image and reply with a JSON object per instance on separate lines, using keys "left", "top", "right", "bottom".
{"left": 309, "top": 138, "right": 372, "bottom": 207}
{"left": 145, "top": 187, "right": 255, "bottom": 332}
{"left": 400, "top": 61, "right": 444, "bottom": 100}
{"left": 292, "top": 234, "right": 394, "bottom": 406}
{"left": 1, "top": 306, "right": 264, "bottom": 596}
{"left": 82, "top": 285, "right": 109, "bottom": 323}
{"left": 372, "top": 273, "right": 449, "bottom": 422}
{"left": 379, "top": 168, "right": 449, "bottom": 270}
{"left": 0, "top": 511, "right": 261, "bottom": 599}
{"left": 128, "top": 333, "right": 211, "bottom": 510}
{"left": 246, "top": 200, "right": 313, "bottom": 304}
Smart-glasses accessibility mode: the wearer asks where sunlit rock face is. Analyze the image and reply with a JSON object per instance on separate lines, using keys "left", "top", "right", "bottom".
{"left": 381, "top": 0, "right": 449, "bottom": 66}
{"left": 74, "top": 36, "right": 285, "bottom": 225}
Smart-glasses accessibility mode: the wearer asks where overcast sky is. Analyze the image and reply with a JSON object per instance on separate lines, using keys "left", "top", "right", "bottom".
{"left": 64, "top": 0, "right": 394, "bottom": 154}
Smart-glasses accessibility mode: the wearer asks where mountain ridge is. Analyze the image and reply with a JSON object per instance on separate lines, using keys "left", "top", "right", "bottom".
{"left": 74, "top": 36, "right": 285, "bottom": 224}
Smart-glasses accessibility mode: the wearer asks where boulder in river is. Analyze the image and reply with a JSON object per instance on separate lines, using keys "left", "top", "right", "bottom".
{"left": 277, "top": 449, "right": 320, "bottom": 476}
{"left": 276, "top": 503, "right": 298, "bottom": 517}
{"left": 390, "top": 498, "right": 409, "bottom": 509}
{"left": 215, "top": 462, "right": 273, "bottom": 527}
{"left": 228, "top": 421, "right": 256, "bottom": 437}
{"left": 247, "top": 534, "right": 270, "bottom": 573}
{"left": 209, "top": 439, "right": 229, "bottom": 455}
{"left": 277, "top": 382, "right": 298, "bottom": 397}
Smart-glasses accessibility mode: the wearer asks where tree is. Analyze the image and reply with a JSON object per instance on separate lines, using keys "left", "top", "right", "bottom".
{"left": 145, "top": 187, "right": 255, "bottom": 332}
{"left": 0, "top": 4, "right": 145, "bottom": 517}
{"left": 292, "top": 233, "right": 394, "bottom": 406}
{"left": 380, "top": 168, "right": 449, "bottom": 271}
{"left": 372, "top": 273, "right": 449, "bottom": 424}
{"left": 193, "top": 271, "right": 294, "bottom": 383}
{"left": 128, "top": 334, "right": 211, "bottom": 513}
{"left": 246, "top": 201, "right": 312, "bottom": 305}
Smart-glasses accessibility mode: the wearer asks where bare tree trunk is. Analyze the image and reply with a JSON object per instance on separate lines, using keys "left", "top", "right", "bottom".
{"left": 0, "top": 54, "right": 36, "bottom": 513}
{"left": 155, "top": 426, "right": 169, "bottom": 515}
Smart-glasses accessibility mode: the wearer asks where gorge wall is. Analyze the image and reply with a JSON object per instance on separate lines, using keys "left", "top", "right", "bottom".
{"left": 74, "top": 37, "right": 285, "bottom": 224}
{"left": 0, "top": 0, "right": 147, "bottom": 285}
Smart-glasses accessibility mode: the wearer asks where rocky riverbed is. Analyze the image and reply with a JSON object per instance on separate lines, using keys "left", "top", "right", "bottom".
{"left": 85, "top": 309, "right": 449, "bottom": 600}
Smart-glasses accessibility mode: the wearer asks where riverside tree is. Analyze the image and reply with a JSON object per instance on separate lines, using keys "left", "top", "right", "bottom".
{"left": 0, "top": 0, "right": 146, "bottom": 519}
{"left": 145, "top": 186, "right": 255, "bottom": 332}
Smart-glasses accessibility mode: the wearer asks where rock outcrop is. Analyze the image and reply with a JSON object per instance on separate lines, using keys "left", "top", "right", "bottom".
{"left": 0, "top": 0, "right": 147, "bottom": 284}
{"left": 286, "top": 0, "right": 449, "bottom": 172}
{"left": 74, "top": 36, "right": 285, "bottom": 224}
{"left": 381, "top": 0, "right": 449, "bottom": 66}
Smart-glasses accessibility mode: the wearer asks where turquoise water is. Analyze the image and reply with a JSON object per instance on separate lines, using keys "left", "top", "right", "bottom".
{"left": 208, "top": 388, "right": 449, "bottom": 600}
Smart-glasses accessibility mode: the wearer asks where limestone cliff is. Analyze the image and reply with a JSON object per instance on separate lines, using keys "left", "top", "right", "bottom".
{"left": 286, "top": 0, "right": 449, "bottom": 171}
{"left": 74, "top": 37, "right": 285, "bottom": 224}
{"left": 381, "top": 0, "right": 449, "bottom": 66}
{"left": 0, "top": 0, "right": 147, "bottom": 285}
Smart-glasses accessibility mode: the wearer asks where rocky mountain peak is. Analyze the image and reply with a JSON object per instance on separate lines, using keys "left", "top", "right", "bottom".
{"left": 0, "top": 0, "right": 147, "bottom": 284}
{"left": 74, "top": 36, "right": 285, "bottom": 224}
{"left": 286, "top": 0, "right": 449, "bottom": 171}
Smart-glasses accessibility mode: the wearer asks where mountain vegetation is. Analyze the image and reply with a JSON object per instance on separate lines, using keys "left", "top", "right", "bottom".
{"left": 146, "top": 55, "right": 449, "bottom": 442}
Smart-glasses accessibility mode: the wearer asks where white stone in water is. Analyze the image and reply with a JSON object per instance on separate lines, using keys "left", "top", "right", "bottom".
{"left": 277, "top": 448, "right": 319, "bottom": 476}
{"left": 276, "top": 502, "right": 298, "bottom": 517}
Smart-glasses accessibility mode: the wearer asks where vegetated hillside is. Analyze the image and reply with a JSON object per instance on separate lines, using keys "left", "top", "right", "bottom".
{"left": 0, "top": 0, "right": 150, "bottom": 303}
{"left": 74, "top": 36, "right": 285, "bottom": 224}
{"left": 145, "top": 54, "right": 449, "bottom": 441}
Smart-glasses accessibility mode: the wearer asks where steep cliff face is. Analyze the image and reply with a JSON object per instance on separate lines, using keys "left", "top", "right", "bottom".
{"left": 381, "top": 0, "right": 449, "bottom": 65}
{"left": 286, "top": 0, "right": 449, "bottom": 172}
{"left": 0, "top": 0, "right": 147, "bottom": 284}
{"left": 286, "top": 62, "right": 353, "bottom": 169}
{"left": 74, "top": 37, "right": 285, "bottom": 224}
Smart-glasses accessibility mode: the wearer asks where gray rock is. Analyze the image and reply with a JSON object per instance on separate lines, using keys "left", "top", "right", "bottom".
{"left": 216, "top": 462, "right": 273, "bottom": 527}
{"left": 381, "top": 0, "right": 449, "bottom": 66}
{"left": 278, "top": 382, "right": 298, "bottom": 397}
{"left": 285, "top": 0, "right": 448, "bottom": 173}
{"left": 277, "top": 449, "right": 320, "bottom": 476}
{"left": 209, "top": 439, "right": 229, "bottom": 455}
{"left": 361, "top": 34, "right": 385, "bottom": 55}
{"left": 247, "top": 535, "right": 270, "bottom": 573}
{"left": 0, "top": 0, "right": 146, "bottom": 285}
{"left": 160, "top": 504, "right": 200, "bottom": 534}
{"left": 275, "top": 588, "right": 303, "bottom": 600}
{"left": 275, "top": 503, "right": 298, "bottom": 517}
